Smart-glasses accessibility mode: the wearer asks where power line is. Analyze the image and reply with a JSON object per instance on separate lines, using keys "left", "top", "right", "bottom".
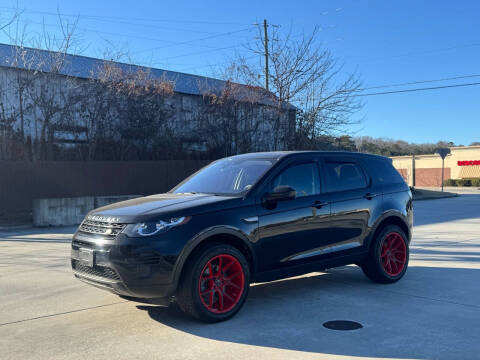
{"left": 4, "top": 11, "right": 215, "bottom": 35}
{"left": 150, "top": 44, "right": 243, "bottom": 63}
{"left": 12, "top": 19, "right": 241, "bottom": 51}
{"left": 353, "top": 82, "right": 480, "bottom": 97}
{"left": 173, "top": 55, "right": 259, "bottom": 72}
{"left": 132, "top": 28, "right": 252, "bottom": 55}
{"left": 0, "top": 7, "right": 252, "bottom": 26}
{"left": 359, "top": 74, "right": 480, "bottom": 91}
{"left": 359, "top": 42, "right": 480, "bottom": 63}
{"left": 2, "top": 18, "right": 253, "bottom": 57}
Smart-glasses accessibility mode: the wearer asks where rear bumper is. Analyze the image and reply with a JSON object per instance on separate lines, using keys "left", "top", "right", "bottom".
{"left": 71, "top": 232, "right": 180, "bottom": 298}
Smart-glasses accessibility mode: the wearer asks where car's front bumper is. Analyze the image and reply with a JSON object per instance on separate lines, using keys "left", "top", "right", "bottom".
{"left": 71, "top": 231, "right": 180, "bottom": 298}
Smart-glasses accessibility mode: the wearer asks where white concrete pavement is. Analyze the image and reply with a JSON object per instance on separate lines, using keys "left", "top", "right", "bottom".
{"left": 0, "top": 195, "right": 479, "bottom": 360}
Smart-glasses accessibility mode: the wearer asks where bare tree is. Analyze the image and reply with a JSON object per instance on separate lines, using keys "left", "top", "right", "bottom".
{"left": 197, "top": 80, "right": 271, "bottom": 156}
{"left": 75, "top": 61, "right": 177, "bottom": 160}
{"left": 0, "top": 10, "right": 85, "bottom": 160}
{"left": 0, "top": 8, "right": 28, "bottom": 160}
{"left": 228, "top": 25, "right": 363, "bottom": 150}
{"left": 0, "top": 8, "right": 21, "bottom": 31}
{"left": 24, "top": 16, "right": 83, "bottom": 159}
{"left": 355, "top": 136, "right": 458, "bottom": 156}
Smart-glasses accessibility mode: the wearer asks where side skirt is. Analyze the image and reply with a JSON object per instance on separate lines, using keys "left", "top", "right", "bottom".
{"left": 253, "top": 251, "right": 368, "bottom": 283}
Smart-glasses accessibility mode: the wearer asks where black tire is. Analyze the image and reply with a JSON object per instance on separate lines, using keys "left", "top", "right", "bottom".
{"left": 177, "top": 243, "right": 250, "bottom": 322}
{"left": 361, "top": 224, "right": 409, "bottom": 284}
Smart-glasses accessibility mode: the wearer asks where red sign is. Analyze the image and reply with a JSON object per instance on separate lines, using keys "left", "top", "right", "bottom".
{"left": 458, "top": 160, "right": 480, "bottom": 166}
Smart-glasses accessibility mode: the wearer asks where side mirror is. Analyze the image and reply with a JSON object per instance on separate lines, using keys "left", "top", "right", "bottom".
{"left": 263, "top": 185, "right": 296, "bottom": 204}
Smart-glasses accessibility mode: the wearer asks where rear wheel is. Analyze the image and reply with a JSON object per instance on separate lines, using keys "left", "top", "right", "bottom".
{"left": 177, "top": 243, "right": 250, "bottom": 322}
{"left": 361, "top": 225, "right": 409, "bottom": 283}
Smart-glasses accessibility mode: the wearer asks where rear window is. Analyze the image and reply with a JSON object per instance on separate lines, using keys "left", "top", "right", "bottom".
{"left": 367, "top": 158, "right": 406, "bottom": 185}
{"left": 324, "top": 161, "right": 367, "bottom": 192}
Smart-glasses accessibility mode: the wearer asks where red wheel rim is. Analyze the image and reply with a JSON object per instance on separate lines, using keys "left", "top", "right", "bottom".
{"left": 198, "top": 254, "right": 245, "bottom": 314}
{"left": 380, "top": 232, "right": 407, "bottom": 276}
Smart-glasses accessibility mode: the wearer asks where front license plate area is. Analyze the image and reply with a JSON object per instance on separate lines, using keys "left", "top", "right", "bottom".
{"left": 79, "top": 248, "right": 94, "bottom": 267}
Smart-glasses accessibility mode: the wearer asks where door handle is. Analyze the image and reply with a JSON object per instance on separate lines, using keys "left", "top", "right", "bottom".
{"left": 313, "top": 201, "right": 329, "bottom": 209}
{"left": 363, "top": 192, "right": 378, "bottom": 200}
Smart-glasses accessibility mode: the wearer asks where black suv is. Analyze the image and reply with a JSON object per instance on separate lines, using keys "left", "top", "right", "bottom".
{"left": 71, "top": 151, "right": 413, "bottom": 322}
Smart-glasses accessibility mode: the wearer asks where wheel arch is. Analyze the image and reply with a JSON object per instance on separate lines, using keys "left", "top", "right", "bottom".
{"left": 368, "top": 212, "right": 411, "bottom": 250}
{"left": 172, "top": 226, "right": 256, "bottom": 291}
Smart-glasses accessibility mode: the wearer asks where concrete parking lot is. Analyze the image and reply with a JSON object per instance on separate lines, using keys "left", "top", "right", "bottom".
{"left": 1, "top": 195, "right": 479, "bottom": 360}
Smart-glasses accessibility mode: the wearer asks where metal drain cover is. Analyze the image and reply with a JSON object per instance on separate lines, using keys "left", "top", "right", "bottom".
{"left": 323, "top": 320, "right": 363, "bottom": 331}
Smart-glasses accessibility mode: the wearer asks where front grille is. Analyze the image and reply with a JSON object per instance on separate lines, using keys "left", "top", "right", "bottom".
{"left": 72, "top": 259, "right": 121, "bottom": 281}
{"left": 79, "top": 219, "right": 126, "bottom": 237}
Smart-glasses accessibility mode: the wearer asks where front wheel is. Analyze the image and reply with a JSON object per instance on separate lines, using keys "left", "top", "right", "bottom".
{"left": 177, "top": 243, "right": 250, "bottom": 322}
{"left": 361, "top": 225, "right": 409, "bottom": 283}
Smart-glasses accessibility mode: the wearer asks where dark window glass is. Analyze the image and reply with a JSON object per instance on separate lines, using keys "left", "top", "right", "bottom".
{"left": 363, "top": 158, "right": 406, "bottom": 185}
{"left": 173, "top": 158, "right": 273, "bottom": 195}
{"left": 325, "top": 162, "right": 367, "bottom": 192}
{"left": 272, "top": 163, "right": 320, "bottom": 197}
{"left": 373, "top": 159, "right": 406, "bottom": 184}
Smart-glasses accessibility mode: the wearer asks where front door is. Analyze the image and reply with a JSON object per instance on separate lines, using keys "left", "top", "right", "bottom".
{"left": 255, "top": 161, "right": 331, "bottom": 272}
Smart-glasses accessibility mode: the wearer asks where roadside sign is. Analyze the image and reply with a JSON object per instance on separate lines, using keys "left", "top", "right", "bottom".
{"left": 436, "top": 148, "right": 451, "bottom": 192}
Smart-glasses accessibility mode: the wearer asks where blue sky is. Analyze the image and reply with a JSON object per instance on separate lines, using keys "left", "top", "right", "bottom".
{"left": 0, "top": 0, "right": 479, "bottom": 145}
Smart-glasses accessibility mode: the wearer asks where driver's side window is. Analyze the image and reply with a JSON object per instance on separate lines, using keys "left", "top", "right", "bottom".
{"left": 271, "top": 163, "right": 320, "bottom": 197}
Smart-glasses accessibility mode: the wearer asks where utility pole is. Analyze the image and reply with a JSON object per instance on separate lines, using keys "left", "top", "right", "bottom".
{"left": 263, "top": 19, "right": 269, "bottom": 91}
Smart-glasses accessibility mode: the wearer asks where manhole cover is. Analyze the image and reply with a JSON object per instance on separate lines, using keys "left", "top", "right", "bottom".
{"left": 323, "top": 320, "right": 363, "bottom": 331}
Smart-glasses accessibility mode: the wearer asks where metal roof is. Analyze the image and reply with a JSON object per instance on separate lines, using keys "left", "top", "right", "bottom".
{"left": 0, "top": 43, "right": 287, "bottom": 106}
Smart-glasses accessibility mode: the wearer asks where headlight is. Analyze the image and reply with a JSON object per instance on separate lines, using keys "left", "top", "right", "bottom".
{"left": 123, "top": 216, "right": 190, "bottom": 237}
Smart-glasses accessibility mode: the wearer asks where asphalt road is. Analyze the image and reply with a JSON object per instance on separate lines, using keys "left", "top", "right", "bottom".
{"left": 1, "top": 195, "right": 479, "bottom": 360}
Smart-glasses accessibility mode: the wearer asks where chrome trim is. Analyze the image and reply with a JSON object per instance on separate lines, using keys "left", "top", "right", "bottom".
{"left": 282, "top": 240, "right": 363, "bottom": 262}
{"left": 242, "top": 216, "right": 259, "bottom": 223}
{"left": 79, "top": 219, "right": 126, "bottom": 236}
{"left": 87, "top": 215, "right": 121, "bottom": 223}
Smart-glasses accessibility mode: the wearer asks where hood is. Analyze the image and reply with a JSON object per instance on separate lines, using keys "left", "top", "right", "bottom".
{"left": 88, "top": 193, "right": 239, "bottom": 223}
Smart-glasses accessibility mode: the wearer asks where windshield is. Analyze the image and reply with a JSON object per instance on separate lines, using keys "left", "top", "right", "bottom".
{"left": 172, "top": 157, "right": 274, "bottom": 195}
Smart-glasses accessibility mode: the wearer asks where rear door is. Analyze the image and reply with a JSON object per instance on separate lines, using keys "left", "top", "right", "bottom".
{"left": 323, "top": 156, "right": 383, "bottom": 253}
{"left": 255, "top": 159, "right": 331, "bottom": 272}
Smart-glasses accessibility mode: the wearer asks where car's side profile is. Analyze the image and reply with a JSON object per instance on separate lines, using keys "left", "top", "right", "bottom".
{"left": 71, "top": 151, "right": 413, "bottom": 322}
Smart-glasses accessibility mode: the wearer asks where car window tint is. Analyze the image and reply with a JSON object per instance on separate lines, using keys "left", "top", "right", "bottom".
{"left": 325, "top": 162, "right": 367, "bottom": 192}
{"left": 272, "top": 163, "right": 320, "bottom": 197}
{"left": 372, "top": 159, "right": 406, "bottom": 184}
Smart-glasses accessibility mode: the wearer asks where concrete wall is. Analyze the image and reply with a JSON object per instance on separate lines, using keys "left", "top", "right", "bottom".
{"left": 32, "top": 195, "right": 142, "bottom": 226}
{"left": 33, "top": 197, "right": 94, "bottom": 227}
